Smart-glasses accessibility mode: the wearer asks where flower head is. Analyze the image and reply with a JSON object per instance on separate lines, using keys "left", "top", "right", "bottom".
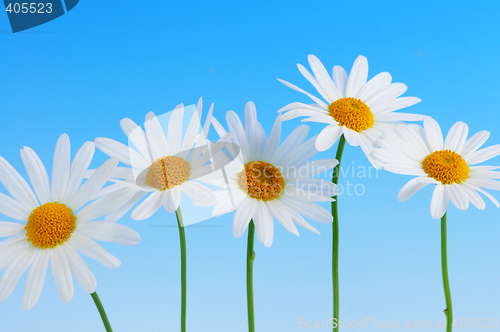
{"left": 373, "top": 117, "right": 500, "bottom": 219}
{"left": 93, "top": 98, "right": 230, "bottom": 221}
{"left": 278, "top": 55, "right": 424, "bottom": 167}
{"left": 207, "top": 102, "right": 339, "bottom": 247}
{"left": 0, "top": 134, "right": 140, "bottom": 310}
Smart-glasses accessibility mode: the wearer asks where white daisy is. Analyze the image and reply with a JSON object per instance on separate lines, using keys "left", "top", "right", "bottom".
{"left": 93, "top": 98, "right": 230, "bottom": 220}
{"left": 207, "top": 102, "right": 339, "bottom": 247}
{"left": 0, "top": 134, "right": 140, "bottom": 310}
{"left": 373, "top": 117, "right": 500, "bottom": 219}
{"left": 278, "top": 54, "right": 424, "bottom": 166}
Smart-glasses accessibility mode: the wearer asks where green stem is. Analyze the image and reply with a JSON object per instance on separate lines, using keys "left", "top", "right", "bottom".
{"left": 441, "top": 212, "right": 453, "bottom": 332}
{"left": 331, "top": 135, "right": 346, "bottom": 332}
{"left": 176, "top": 207, "right": 187, "bottom": 332}
{"left": 247, "top": 220, "right": 256, "bottom": 332}
{"left": 91, "top": 292, "right": 113, "bottom": 332}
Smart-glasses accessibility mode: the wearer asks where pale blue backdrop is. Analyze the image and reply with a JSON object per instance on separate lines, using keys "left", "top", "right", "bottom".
{"left": 0, "top": 1, "right": 499, "bottom": 331}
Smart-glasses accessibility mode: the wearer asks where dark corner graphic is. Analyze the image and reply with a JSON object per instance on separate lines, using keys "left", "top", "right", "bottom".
{"left": 4, "top": 0, "right": 79, "bottom": 33}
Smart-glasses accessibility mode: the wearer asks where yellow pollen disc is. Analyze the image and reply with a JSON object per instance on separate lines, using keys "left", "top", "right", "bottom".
{"left": 25, "top": 202, "right": 76, "bottom": 249}
{"left": 422, "top": 150, "right": 470, "bottom": 185}
{"left": 328, "top": 97, "right": 374, "bottom": 132}
{"left": 238, "top": 161, "right": 285, "bottom": 201}
{"left": 145, "top": 156, "right": 191, "bottom": 190}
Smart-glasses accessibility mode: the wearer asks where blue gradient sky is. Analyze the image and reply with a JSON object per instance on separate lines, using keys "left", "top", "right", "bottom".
{"left": 1, "top": 1, "right": 500, "bottom": 331}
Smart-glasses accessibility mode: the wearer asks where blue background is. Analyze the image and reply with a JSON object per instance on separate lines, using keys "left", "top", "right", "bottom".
{"left": 1, "top": 1, "right": 499, "bottom": 331}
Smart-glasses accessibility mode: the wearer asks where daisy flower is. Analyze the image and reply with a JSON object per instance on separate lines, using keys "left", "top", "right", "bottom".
{"left": 209, "top": 102, "right": 339, "bottom": 248}
{"left": 93, "top": 98, "right": 233, "bottom": 332}
{"left": 0, "top": 134, "right": 140, "bottom": 312}
{"left": 373, "top": 117, "right": 500, "bottom": 219}
{"left": 207, "top": 102, "right": 338, "bottom": 331}
{"left": 278, "top": 54, "right": 424, "bottom": 166}
{"left": 373, "top": 117, "right": 500, "bottom": 331}
{"left": 93, "top": 98, "right": 230, "bottom": 220}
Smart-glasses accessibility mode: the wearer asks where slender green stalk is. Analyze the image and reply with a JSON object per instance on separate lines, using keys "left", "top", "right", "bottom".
{"left": 247, "top": 220, "right": 256, "bottom": 332}
{"left": 91, "top": 292, "right": 113, "bottom": 332}
{"left": 176, "top": 207, "right": 187, "bottom": 332}
{"left": 331, "top": 135, "right": 346, "bottom": 332}
{"left": 441, "top": 212, "right": 453, "bottom": 332}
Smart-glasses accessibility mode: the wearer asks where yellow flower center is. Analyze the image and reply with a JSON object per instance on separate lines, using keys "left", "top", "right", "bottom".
{"left": 328, "top": 97, "right": 374, "bottom": 132}
{"left": 25, "top": 202, "right": 76, "bottom": 249}
{"left": 422, "top": 150, "right": 470, "bottom": 185}
{"left": 145, "top": 156, "right": 191, "bottom": 190}
{"left": 238, "top": 161, "right": 285, "bottom": 201}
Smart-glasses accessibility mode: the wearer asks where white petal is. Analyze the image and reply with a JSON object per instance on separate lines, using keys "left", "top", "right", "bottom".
{"left": 315, "top": 125, "right": 342, "bottom": 152}
{"left": 0, "top": 246, "right": 37, "bottom": 302}
{"left": 357, "top": 72, "right": 392, "bottom": 101}
{"left": 76, "top": 187, "right": 137, "bottom": 222}
{"left": 95, "top": 137, "right": 149, "bottom": 170}
{"left": 373, "top": 97, "right": 422, "bottom": 114}
{"left": 181, "top": 104, "right": 202, "bottom": 152}
{"left": 254, "top": 200, "right": 274, "bottom": 247}
{"left": 262, "top": 116, "right": 282, "bottom": 162}
{"left": 179, "top": 181, "right": 215, "bottom": 206}
{"left": 226, "top": 110, "right": 252, "bottom": 162}
{"left": 0, "top": 235, "right": 30, "bottom": 271}
{"left": 63, "top": 142, "right": 95, "bottom": 203}
{"left": 68, "top": 234, "right": 121, "bottom": 269}
{"left": 244, "top": 101, "right": 267, "bottom": 160}
{"left": 280, "top": 196, "right": 332, "bottom": 224}
{"left": 51, "top": 134, "right": 71, "bottom": 203}
{"left": 332, "top": 65, "right": 348, "bottom": 97}
{"left": 0, "top": 222, "right": 25, "bottom": 237}
{"left": 167, "top": 106, "right": 184, "bottom": 155}
{"left": 397, "top": 177, "right": 432, "bottom": 201}
{"left": 144, "top": 112, "right": 169, "bottom": 159}
{"left": 374, "top": 112, "right": 425, "bottom": 122}
{"left": 265, "top": 199, "right": 299, "bottom": 236}
{"left": 0, "top": 156, "right": 38, "bottom": 210}
{"left": 424, "top": 117, "right": 444, "bottom": 151}
{"left": 297, "top": 63, "right": 334, "bottom": 105}
{"left": 50, "top": 246, "right": 73, "bottom": 303}
{"left": 364, "top": 83, "right": 407, "bottom": 110}
{"left": 105, "top": 191, "right": 147, "bottom": 222}
{"left": 286, "top": 178, "right": 338, "bottom": 198}
{"left": 460, "top": 131, "right": 490, "bottom": 159}
{"left": 277, "top": 79, "right": 328, "bottom": 109}
{"left": 23, "top": 249, "right": 50, "bottom": 310}
{"left": 466, "top": 145, "right": 500, "bottom": 165}
{"left": 0, "top": 192, "right": 30, "bottom": 221}
{"left": 359, "top": 135, "right": 382, "bottom": 168}
{"left": 272, "top": 125, "right": 309, "bottom": 165}
{"left": 430, "top": 185, "right": 448, "bottom": 219}
{"left": 282, "top": 135, "right": 318, "bottom": 167}
{"left": 447, "top": 183, "right": 469, "bottom": 210}
{"left": 64, "top": 243, "right": 96, "bottom": 293}
{"left": 120, "top": 118, "right": 152, "bottom": 162}
{"left": 131, "top": 191, "right": 163, "bottom": 220}
{"left": 232, "top": 199, "right": 255, "bottom": 238}
{"left": 306, "top": 55, "right": 340, "bottom": 101}
{"left": 286, "top": 208, "right": 320, "bottom": 235}
{"left": 345, "top": 55, "right": 368, "bottom": 97}
{"left": 76, "top": 221, "right": 141, "bottom": 246}
{"left": 194, "top": 103, "right": 214, "bottom": 149}
{"left": 384, "top": 162, "right": 427, "bottom": 176}
{"left": 20, "top": 147, "right": 51, "bottom": 205}
{"left": 460, "top": 183, "right": 486, "bottom": 209}
{"left": 68, "top": 157, "right": 119, "bottom": 211}
{"left": 343, "top": 129, "right": 361, "bottom": 147}
{"left": 444, "top": 122, "right": 468, "bottom": 152}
